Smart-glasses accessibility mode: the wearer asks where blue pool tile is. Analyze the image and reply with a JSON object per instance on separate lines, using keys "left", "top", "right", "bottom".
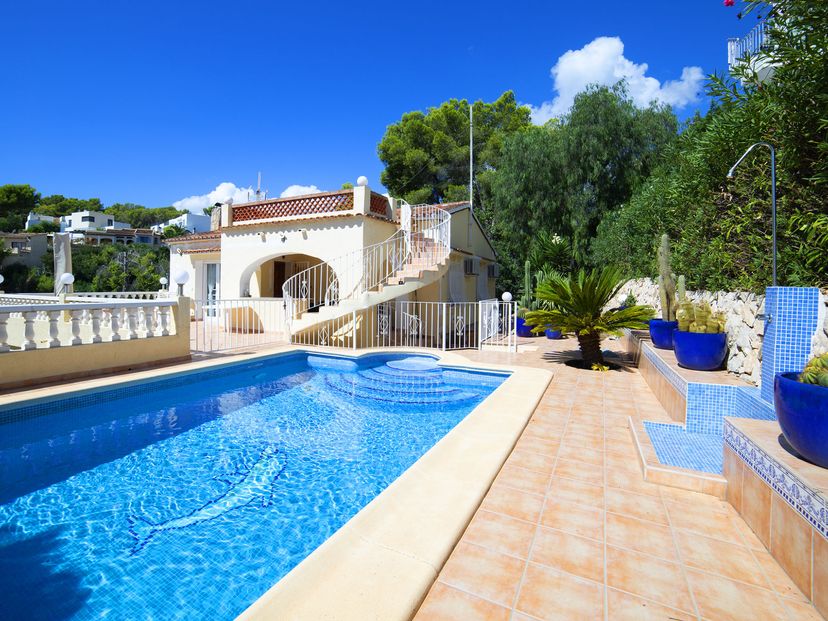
{"left": 644, "top": 421, "right": 724, "bottom": 474}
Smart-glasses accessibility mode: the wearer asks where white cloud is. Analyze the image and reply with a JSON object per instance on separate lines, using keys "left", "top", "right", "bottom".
{"left": 173, "top": 182, "right": 255, "bottom": 212}
{"left": 527, "top": 37, "right": 704, "bottom": 125}
{"left": 279, "top": 184, "right": 321, "bottom": 198}
{"left": 173, "top": 181, "right": 325, "bottom": 213}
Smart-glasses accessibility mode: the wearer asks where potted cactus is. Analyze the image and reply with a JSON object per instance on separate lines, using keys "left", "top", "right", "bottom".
{"left": 672, "top": 300, "right": 728, "bottom": 370}
{"left": 517, "top": 260, "right": 539, "bottom": 337}
{"left": 774, "top": 353, "right": 828, "bottom": 468}
{"left": 648, "top": 234, "right": 683, "bottom": 349}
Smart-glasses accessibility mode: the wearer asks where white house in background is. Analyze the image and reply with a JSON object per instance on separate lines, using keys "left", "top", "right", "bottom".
{"left": 0, "top": 233, "right": 49, "bottom": 268}
{"left": 24, "top": 210, "right": 161, "bottom": 246}
{"left": 151, "top": 212, "right": 211, "bottom": 235}
{"left": 166, "top": 180, "right": 498, "bottom": 342}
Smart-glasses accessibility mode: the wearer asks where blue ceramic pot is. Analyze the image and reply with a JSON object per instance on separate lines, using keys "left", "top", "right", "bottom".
{"left": 672, "top": 330, "right": 727, "bottom": 371}
{"left": 545, "top": 328, "right": 562, "bottom": 339}
{"left": 649, "top": 319, "right": 678, "bottom": 349}
{"left": 774, "top": 373, "right": 828, "bottom": 468}
{"left": 516, "top": 317, "right": 536, "bottom": 338}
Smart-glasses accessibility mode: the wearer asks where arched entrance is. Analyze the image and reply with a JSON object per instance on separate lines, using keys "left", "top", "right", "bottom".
{"left": 244, "top": 253, "right": 323, "bottom": 298}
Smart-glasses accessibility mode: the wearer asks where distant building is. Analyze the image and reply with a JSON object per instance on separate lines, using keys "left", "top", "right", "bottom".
{"left": 0, "top": 233, "right": 49, "bottom": 268}
{"left": 151, "top": 212, "right": 211, "bottom": 235}
{"left": 24, "top": 210, "right": 160, "bottom": 245}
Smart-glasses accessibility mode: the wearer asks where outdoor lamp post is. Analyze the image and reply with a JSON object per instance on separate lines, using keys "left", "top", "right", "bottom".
{"left": 501, "top": 292, "right": 512, "bottom": 302}
{"left": 727, "top": 141, "right": 777, "bottom": 287}
{"left": 159, "top": 276, "right": 168, "bottom": 290}
{"left": 58, "top": 272, "right": 75, "bottom": 295}
{"left": 172, "top": 270, "right": 190, "bottom": 296}
{"left": 0, "top": 273, "right": 4, "bottom": 292}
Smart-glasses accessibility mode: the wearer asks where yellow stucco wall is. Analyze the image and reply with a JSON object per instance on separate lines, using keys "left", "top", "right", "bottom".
{"left": 0, "top": 298, "right": 191, "bottom": 391}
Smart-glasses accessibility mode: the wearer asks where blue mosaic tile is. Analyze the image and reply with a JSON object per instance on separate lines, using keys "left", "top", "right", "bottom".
{"left": 645, "top": 421, "right": 724, "bottom": 474}
{"left": 724, "top": 421, "right": 827, "bottom": 540}
{"left": 685, "top": 383, "right": 737, "bottom": 435}
{"left": 761, "top": 287, "right": 820, "bottom": 403}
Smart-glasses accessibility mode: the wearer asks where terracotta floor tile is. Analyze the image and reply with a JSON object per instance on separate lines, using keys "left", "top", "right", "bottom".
{"left": 507, "top": 448, "right": 557, "bottom": 475}
{"left": 495, "top": 464, "right": 551, "bottom": 496}
{"left": 530, "top": 526, "right": 604, "bottom": 582}
{"left": 781, "top": 599, "right": 825, "bottom": 621}
{"left": 464, "top": 509, "right": 536, "bottom": 559}
{"left": 557, "top": 443, "right": 603, "bottom": 467}
{"left": 561, "top": 432, "right": 603, "bottom": 450}
{"left": 515, "top": 435, "right": 560, "bottom": 457}
{"left": 606, "top": 588, "right": 697, "bottom": 621}
{"left": 686, "top": 568, "right": 787, "bottom": 621}
{"left": 753, "top": 550, "right": 809, "bottom": 603}
{"left": 515, "top": 562, "right": 604, "bottom": 621}
{"left": 606, "top": 470, "right": 660, "bottom": 497}
{"left": 605, "top": 488, "right": 669, "bottom": 525}
{"left": 674, "top": 530, "right": 767, "bottom": 587}
{"left": 540, "top": 497, "right": 604, "bottom": 541}
{"left": 438, "top": 542, "right": 525, "bottom": 607}
{"left": 480, "top": 484, "right": 545, "bottom": 524}
{"left": 606, "top": 512, "right": 678, "bottom": 561}
{"left": 554, "top": 458, "right": 604, "bottom": 486}
{"left": 523, "top": 421, "right": 566, "bottom": 441}
{"left": 415, "top": 582, "right": 511, "bottom": 621}
{"left": 606, "top": 545, "right": 695, "bottom": 614}
{"left": 548, "top": 476, "right": 604, "bottom": 509}
{"left": 659, "top": 487, "right": 730, "bottom": 513}
{"left": 665, "top": 501, "right": 743, "bottom": 544}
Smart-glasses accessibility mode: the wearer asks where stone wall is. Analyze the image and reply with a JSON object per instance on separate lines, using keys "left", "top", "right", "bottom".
{"left": 610, "top": 278, "right": 764, "bottom": 385}
{"left": 811, "top": 291, "right": 828, "bottom": 358}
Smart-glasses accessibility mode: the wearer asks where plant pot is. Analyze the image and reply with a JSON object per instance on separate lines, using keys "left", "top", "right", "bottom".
{"left": 516, "top": 317, "right": 536, "bottom": 338}
{"left": 649, "top": 319, "right": 678, "bottom": 349}
{"left": 672, "top": 330, "right": 727, "bottom": 371}
{"left": 774, "top": 373, "right": 828, "bottom": 468}
{"left": 545, "top": 327, "right": 562, "bottom": 339}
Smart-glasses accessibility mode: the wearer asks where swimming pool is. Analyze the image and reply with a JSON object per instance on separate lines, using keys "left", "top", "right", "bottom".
{"left": 0, "top": 352, "right": 507, "bottom": 620}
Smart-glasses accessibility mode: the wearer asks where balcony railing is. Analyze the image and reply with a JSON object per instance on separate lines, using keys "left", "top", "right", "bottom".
{"left": 728, "top": 21, "right": 769, "bottom": 69}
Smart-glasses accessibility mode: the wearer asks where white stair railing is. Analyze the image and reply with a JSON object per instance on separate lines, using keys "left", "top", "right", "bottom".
{"left": 282, "top": 203, "right": 450, "bottom": 333}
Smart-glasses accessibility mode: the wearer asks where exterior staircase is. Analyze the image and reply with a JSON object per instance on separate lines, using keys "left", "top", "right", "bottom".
{"left": 282, "top": 204, "right": 450, "bottom": 339}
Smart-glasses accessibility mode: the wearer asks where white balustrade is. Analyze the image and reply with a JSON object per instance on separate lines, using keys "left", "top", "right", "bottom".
{"left": 0, "top": 298, "right": 177, "bottom": 353}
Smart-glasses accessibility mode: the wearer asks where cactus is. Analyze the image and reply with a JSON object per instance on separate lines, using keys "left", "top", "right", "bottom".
{"left": 677, "top": 300, "right": 725, "bottom": 334}
{"left": 657, "top": 234, "right": 678, "bottom": 321}
{"left": 677, "top": 275, "right": 686, "bottom": 303}
{"left": 799, "top": 353, "right": 828, "bottom": 387}
{"left": 519, "top": 260, "right": 534, "bottom": 311}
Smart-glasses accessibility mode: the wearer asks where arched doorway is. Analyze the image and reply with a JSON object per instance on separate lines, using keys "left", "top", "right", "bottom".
{"left": 245, "top": 253, "right": 323, "bottom": 298}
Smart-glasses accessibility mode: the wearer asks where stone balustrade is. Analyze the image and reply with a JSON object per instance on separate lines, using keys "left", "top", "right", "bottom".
{"left": 0, "top": 299, "right": 177, "bottom": 353}
{"left": 70, "top": 291, "right": 165, "bottom": 300}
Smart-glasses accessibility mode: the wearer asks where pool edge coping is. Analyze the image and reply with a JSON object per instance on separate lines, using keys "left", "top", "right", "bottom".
{"left": 236, "top": 349, "right": 553, "bottom": 621}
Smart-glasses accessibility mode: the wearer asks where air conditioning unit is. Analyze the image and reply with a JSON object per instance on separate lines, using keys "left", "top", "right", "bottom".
{"left": 487, "top": 263, "right": 500, "bottom": 279}
{"left": 463, "top": 257, "right": 480, "bottom": 275}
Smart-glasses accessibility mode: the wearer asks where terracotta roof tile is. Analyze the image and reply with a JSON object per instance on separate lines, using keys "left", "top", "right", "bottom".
{"left": 164, "top": 230, "right": 221, "bottom": 244}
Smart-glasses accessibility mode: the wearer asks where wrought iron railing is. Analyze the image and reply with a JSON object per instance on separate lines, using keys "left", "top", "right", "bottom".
{"left": 282, "top": 202, "right": 451, "bottom": 333}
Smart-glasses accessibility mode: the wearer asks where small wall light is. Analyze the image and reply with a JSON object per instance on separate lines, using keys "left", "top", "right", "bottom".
{"left": 59, "top": 272, "right": 75, "bottom": 294}
{"left": 173, "top": 269, "right": 190, "bottom": 296}
{"left": 280, "top": 233, "right": 287, "bottom": 242}
{"left": 260, "top": 232, "right": 267, "bottom": 242}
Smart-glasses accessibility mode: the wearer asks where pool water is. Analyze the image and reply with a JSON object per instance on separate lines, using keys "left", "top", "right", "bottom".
{"left": 0, "top": 353, "right": 506, "bottom": 621}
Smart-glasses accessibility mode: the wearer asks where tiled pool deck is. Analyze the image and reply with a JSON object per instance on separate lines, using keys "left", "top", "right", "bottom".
{"left": 415, "top": 337, "right": 823, "bottom": 621}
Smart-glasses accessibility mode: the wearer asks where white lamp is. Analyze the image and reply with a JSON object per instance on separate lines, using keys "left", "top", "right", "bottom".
{"left": 501, "top": 291, "right": 512, "bottom": 302}
{"left": 59, "top": 272, "right": 75, "bottom": 294}
{"left": 0, "top": 274, "right": 4, "bottom": 286}
{"left": 159, "top": 276, "right": 168, "bottom": 291}
{"left": 356, "top": 176, "right": 368, "bottom": 187}
{"left": 172, "top": 270, "right": 190, "bottom": 296}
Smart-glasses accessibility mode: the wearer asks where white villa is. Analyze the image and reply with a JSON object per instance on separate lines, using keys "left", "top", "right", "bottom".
{"left": 167, "top": 179, "right": 500, "bottom": 346}
{"left": 151, "top": 212, "right": 211, "bottom": 235}
{"left": 25, "top": 210, "right": 162, "bottom": 246}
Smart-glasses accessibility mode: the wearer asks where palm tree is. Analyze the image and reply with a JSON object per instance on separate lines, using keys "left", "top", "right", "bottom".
{"left": 525, "top": 267, "right": 655, "bottom": 367}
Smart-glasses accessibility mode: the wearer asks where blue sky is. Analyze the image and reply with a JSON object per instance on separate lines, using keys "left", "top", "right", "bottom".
{"left": 0, "top": 1, "right": 750, "bottom": 211}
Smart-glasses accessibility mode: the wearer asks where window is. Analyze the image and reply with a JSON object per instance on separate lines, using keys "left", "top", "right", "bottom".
{"left": 107, "top": 219, "right": 113, "bottom": 226}
{"left": 82, "top": 216, "right": 95, "bottom": 223}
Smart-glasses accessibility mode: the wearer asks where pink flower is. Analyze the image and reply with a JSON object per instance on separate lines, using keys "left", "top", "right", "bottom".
{"left": 724, "top": 0, "right": 735, "bottom": 6}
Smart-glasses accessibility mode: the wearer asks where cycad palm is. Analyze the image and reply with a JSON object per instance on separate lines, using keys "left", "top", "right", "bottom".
{"left": 525, "top": 267, "right": 655, "bottom": 366}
